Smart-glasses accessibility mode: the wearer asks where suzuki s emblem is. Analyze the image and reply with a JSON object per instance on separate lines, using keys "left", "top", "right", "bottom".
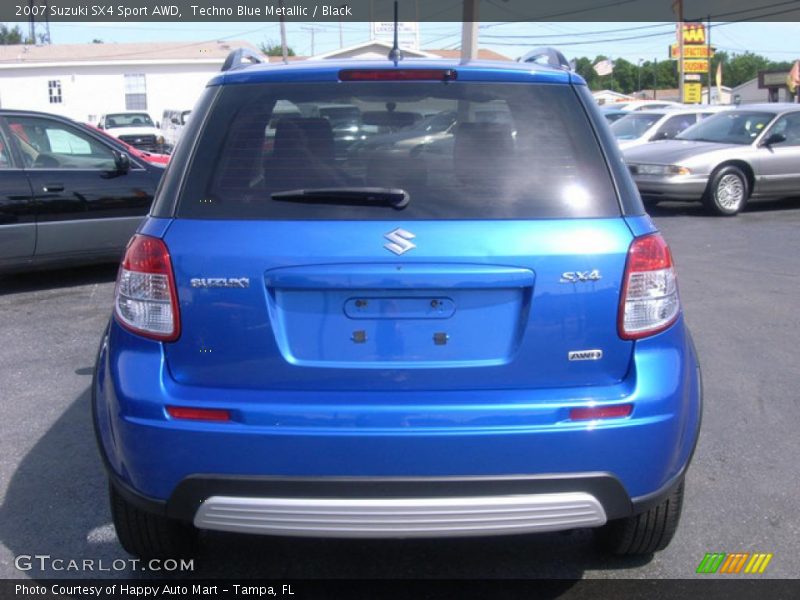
{"left": 384, "top": 228, "right": 416, "bottom": 255}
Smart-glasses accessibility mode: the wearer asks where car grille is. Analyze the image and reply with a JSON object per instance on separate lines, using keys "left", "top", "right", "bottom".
{"left": 119, "top": 134, "right": 157, "bottom": 149}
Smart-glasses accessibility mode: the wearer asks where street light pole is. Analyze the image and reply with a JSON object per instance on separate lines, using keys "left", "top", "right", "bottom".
{"left": 637, "top": 58, "right": 643, "bottom": 94}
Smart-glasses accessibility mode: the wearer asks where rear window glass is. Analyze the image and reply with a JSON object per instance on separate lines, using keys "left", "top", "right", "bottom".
{"left": 178, "top": 82, "right": 619, "bottom": 219}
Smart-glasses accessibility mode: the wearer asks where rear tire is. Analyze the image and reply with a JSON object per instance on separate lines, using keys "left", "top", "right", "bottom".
{"left": 703, "top": 166, "right": 749, "bottom": 216}
{"left": 595, "top": 480, "right": 684, "bottom": 556}
{"left": 110, "top": 483, "right": 198, "bottom": 559}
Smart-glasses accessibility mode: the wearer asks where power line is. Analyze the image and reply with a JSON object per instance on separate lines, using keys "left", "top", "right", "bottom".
{"left": 480, "top": 23, "right": 674, "bottom": 40}
{"left": 486, "top": 0, "right": 643, "bottom": 21}
{"left": 483, "top": 5, "right": 800, "bottom": 48}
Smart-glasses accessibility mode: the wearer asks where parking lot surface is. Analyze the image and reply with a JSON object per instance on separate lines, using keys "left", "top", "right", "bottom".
{"left": 1, "top": 198, "right": 798, "bottom": 581}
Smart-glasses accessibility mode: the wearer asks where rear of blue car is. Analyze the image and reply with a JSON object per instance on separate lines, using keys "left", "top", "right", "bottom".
{"left": 93, "top": 58, "right": 701, "bottom": 558}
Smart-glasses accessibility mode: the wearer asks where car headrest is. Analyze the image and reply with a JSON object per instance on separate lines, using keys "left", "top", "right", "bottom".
{"left": 273, "top": 117, "right": 335, "bottom": 163}
{"left": 453, "top": 122, "right": 514, "bottom": 183}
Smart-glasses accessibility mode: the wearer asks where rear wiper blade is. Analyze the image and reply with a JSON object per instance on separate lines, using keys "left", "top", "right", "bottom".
{"left": 271, "top": 187, "right": 410, "bottom": 210}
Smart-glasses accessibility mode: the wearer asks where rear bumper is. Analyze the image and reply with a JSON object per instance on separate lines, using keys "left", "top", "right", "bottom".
{"left": 94, "top": 317, "right": 702, "bottom": 535}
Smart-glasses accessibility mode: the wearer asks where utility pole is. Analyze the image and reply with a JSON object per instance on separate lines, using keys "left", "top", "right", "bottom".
{"left": 706, "top": 15, "right": 712, "bottom": 104}
{"left": 654, "top": 58, "right": 658, "bottom": 100}
{"left": 278, "top": 0, "right": 288, "bottom": 64}
{"left": 637, "top": 58, "right": 643, "bottom": 94}
{"left": 301, "top": 26, "right": 319, "bottom": 56}
{"left": 338, "top": 5, "right": 345, "bottom": 48}
{"left": 461, "top": 0, "right": 479, "bottom": 64}
{"left": 27, "top": 0, "right": 51, "bottom": 44}
{"left": 677, "top": 0, "right": 685, "bottom": 103}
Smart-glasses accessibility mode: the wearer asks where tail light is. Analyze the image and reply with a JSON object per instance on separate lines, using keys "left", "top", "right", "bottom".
{"left": 619, "top": 233, "right": 680, "bottom": 340}
{"left": 114, "top": 234, "right": 180, "bottom": 341}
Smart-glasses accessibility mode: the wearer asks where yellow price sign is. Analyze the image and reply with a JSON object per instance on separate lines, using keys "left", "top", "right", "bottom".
{"left": 670, "top": 44, "right": 714, "bottom": 59}
{"left": 683, "top": 59, "right": 709, "bottom": 74}
{"left": 683, "top": 82, "right": 703, "bottom": 103}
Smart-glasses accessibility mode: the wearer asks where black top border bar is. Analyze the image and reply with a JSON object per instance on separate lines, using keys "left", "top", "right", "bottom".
{"left": 3, "top": 0, "right": 800, "bottom": 22}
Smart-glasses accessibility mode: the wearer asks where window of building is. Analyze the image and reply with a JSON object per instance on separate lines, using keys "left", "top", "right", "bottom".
{"left": 124, "top": 73, "right": 147, "bottom": 110}
{"left": 48, "top": 80, "right": 62, "bottom": 104}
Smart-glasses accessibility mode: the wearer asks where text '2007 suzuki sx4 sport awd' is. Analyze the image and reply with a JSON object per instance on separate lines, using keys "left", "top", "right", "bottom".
{"left": 93, "top": 48, "right": 702, "bottom": 559}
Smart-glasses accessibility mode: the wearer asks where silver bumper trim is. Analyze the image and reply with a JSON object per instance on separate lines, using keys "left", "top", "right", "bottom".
{"left": 193, "top": 492, "right": 607, "bottom": 538}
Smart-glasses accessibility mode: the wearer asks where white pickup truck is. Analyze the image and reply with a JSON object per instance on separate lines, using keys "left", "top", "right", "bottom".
{"left": 98, "top": 111, "right": 164, "bottom": 152}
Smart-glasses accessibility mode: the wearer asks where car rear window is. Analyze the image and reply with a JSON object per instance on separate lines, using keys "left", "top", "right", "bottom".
{"left": 610, "top": 113, "right": 662, "bottom": 140}
{"left": 178, "top": 82, "right": 619, "bottom": 220}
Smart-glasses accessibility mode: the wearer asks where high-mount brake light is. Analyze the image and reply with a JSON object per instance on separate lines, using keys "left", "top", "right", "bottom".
{"left": 339, "top": 69, "right": 457, "bottom": 82}
{"left": 114, "top": 234, "right": 181, "bottom": 341}
{"left": 618, "top": 233, "right": 680, "bottom": 340}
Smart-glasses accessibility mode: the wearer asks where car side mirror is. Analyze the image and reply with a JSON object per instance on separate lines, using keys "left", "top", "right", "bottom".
{"left": 171, "top": 117, "right": 180, "bottom": 125}
{"left": 113, "top": 150, "right": 130, "bottom": 174}
{"left": 761, "top": 132, "right": 786, "bottom": 147}
{"left": 155, "top": 121, "right": 161, "bottom": 129}
{"left": 97, "top": 124, "right": 104, "bottom": 130}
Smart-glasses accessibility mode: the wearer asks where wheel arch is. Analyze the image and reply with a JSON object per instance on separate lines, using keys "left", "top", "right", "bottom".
{"left": 709, "top": 160, "right": 755, "bottom": 196}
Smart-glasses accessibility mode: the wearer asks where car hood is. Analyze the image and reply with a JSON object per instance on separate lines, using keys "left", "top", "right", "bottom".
{"left": 106, "top": 126, "right": 159, "bottom": 137}
{"left": 623, "top": 139, "right": 734, "bottom": 165}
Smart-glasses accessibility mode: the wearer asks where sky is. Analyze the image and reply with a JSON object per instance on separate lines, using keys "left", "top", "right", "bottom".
{"left": 36, "top": 21, "right": 800, "bottom": 63}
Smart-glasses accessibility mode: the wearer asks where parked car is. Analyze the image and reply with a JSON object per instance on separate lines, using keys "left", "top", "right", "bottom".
{"left": 602, "top": 109, "right": 629, "bottom": 124}
{"left": 624, "top": 104, "right": 800, "bottom": 215}
{"left": 611, "top": 106, "right": 733, "bottom": 151}
{"left": 84, "top": 123, "right": 170, "bottom": 166}
{"left": 94, "top": 50, "right": 702, "bottom": 559}
{"left": 160, "top": 109, "right": 192, "bottom": 152}
{"left": 0, "top": 109, "right": 163, "bottom": 272}
{"left": 603, "top": 100, "right": 683, "bottom": 112}
{"left": 98, "top": 111, "right": 165, "bottom": 152}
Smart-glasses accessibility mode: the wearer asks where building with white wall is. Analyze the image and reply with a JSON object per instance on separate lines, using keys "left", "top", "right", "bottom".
{"left": 0, "top": 40, "right": 261, "bottom": 125}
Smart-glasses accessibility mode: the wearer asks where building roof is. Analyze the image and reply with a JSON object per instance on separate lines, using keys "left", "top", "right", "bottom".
{"left": 426, "top": 49, "right": 510, "bottom": 61}
{"left": 310, "top": 40, "right": 509, "bottom": 62}
{"left": 633, "top": 88, "right": 681, "bottom": 101}
{"left": 0, "top": 40, "right": 262, "bottom": 67}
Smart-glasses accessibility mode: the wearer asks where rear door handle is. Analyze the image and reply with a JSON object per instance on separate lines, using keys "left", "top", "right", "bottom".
{"left": 42, "top": 184, "right": 64, "bottom": 192}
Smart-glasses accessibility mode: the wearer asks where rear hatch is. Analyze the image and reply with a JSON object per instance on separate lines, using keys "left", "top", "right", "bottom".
{"left": 161, "top": 74, "right": 634, "bottom": 392}
{"left": 164, "top": 220, "right": 632, "bottom": 391}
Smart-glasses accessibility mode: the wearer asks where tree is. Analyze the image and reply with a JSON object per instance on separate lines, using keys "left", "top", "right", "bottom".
{"left": 0, "top": 23, "right": 33, "bottom": 45}
{"left": 92, "top": 39, "right": 104, "bottom": 44}
{"left": 259, "top": 41, "right": 295, "bottom": 57}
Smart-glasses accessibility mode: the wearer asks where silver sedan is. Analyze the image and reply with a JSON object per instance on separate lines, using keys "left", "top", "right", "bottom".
{"left": 623, "top": 104, "right": 800, "bottom": 215}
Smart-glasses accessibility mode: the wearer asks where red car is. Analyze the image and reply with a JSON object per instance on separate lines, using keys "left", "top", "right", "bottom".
{"left": 84, "top": 123, "right": 170, "bottom": 165}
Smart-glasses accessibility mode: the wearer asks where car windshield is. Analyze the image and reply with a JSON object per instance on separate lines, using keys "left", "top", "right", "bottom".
{"left": 105, "top": 113, "right": 154, "bottom": 128}
{"left": 178, "top": 82, "right": 620, "bottom": 220}
{"left": 676, "top": 111, "right": 775, "bottom": 144}
{"left": 610, "top": 114, "right": 662, "bottom": 140}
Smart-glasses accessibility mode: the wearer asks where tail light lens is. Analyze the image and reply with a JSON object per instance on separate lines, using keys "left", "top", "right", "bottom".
{"left": 619, "top": 233, "right": 680, "bottom": 340}
{"left": 114, "top": 234, "right": 180, "bottom": 341}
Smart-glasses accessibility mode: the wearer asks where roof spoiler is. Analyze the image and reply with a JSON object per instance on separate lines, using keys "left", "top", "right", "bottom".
{"left": 221, "top": 48, "right": 265, "bottom": 72}
{"left": 517, "top": 47, "right": 573, "bottom": 71}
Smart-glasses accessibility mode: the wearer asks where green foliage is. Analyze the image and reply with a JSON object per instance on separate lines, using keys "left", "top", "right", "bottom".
{"left": 260, "top": 41, "right": 296, "bottom": 57}
{"left": 579, "top": 50, "right": 793, "bottom": 94}
{"left": 0, "top": 23, "right": 33, "bottom": 45}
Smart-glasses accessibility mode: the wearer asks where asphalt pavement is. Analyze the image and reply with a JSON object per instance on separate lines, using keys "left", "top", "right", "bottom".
{"left": 1, "top": 197, "right": 798, "bottom": 584}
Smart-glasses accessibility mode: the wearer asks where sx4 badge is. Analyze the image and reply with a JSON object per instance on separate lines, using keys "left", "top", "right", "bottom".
{"left": 560, "top": 269, "right": 602, "bottom": 283}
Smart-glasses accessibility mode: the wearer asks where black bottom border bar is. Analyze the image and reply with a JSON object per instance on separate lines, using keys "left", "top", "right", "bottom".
{"left": 4, "top": 579, "right": 798, "bottom": 600}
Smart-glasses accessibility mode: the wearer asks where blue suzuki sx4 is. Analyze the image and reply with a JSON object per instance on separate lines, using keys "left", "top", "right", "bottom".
{"left": 93, "top": 50, "right": 702, "bottom": 559}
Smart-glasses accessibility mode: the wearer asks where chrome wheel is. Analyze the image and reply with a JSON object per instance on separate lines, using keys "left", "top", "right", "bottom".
{"left": 716, "top": 174, "right": 744, "bottom": 210}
